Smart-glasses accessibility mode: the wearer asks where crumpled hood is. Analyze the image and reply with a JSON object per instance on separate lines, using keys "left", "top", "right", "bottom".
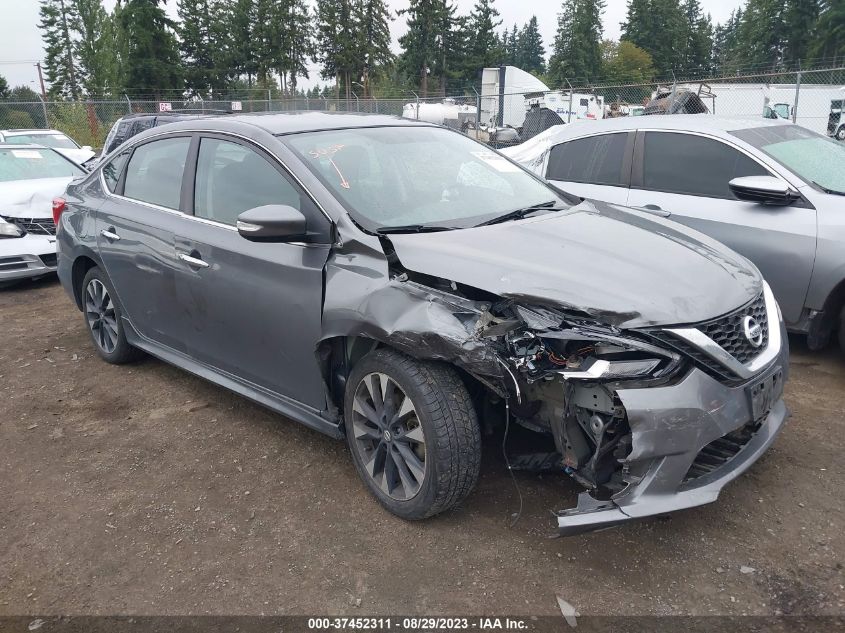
{"left": 0, "top": 177, "right": 74, "bottom": 219}
{"left": 386, "top": 199, "right": 762, "bottom": 329}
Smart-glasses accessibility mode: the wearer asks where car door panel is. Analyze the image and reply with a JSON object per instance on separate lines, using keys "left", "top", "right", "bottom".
{"left": 95, "top": 136, "right": 193, "bottom": 352}
{"left": 628, "top": 131, "right": 817, "bottom": 325}
{"left": 174, "top": 135, "right": 331, "bottom": 410}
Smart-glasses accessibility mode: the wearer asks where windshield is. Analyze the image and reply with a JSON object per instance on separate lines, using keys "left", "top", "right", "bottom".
{"left": 284, "top": 126, "right": 568, "bottom": 230}
{"left": 731, "top": 125, "right": 845, "bottom": 193}
{"left": 0, "top": 147, "right": 85, "bottom": 182}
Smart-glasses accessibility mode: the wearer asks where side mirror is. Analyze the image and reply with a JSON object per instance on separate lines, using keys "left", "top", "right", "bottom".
{"left": 729, "top": 176, "right": 799, "bottom": 206}
{"left": 237, "top": 205, "right": 307, "bottom": 242}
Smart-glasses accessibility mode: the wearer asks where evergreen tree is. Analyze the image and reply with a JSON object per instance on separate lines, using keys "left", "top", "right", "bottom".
{"left": 120, "top": 0, "right": 181, "bottom": 98}
{"left": 397, "top": 0, "right": 452, "bottom": 96}
{"left": 73, "top": 0, "right": 116, "bottom": 95}
{"left": 465, "top": 0, "right": 503, "bottom": 74}
{"left": 548, "top": 0, "right": 605, "bottom": 85}
{"left": 681, "top": 0, "right": 713, "bottom": 75}
{"left": 809, "top": 0, "right": 845, "bottom": 61}
{"left": 225, "top": 0, "right": 259, "bottom": 86}
{"left": 39, "top": 0, "right": 81, "bottom": 99}
{"left": 517, "top": 16, "right": 545, "bottom": 75}
{"left": 712, "top": 8, "right": 743, "bottom": 72}
{"left": 783, "top": 0, "right": 821, "bottom": 65}
{"left": 0, "top": 75, "right": 9, "bottom": 100}
{"left": 178, "top": 0, "right": 220, "bottom": 93}
{"left": 315, "top": 0, "right": 361, "bottom": 99}
{"left": 355, "top": 0, "right": 394, "bottom": 96}
{"left": 621, "top": 0, "right": 687, "bottom": 77}
{"left": 733, "top": 0, "right": 787, "bottom": 69}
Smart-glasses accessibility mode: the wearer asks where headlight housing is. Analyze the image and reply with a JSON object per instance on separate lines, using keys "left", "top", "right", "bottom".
{"left": 0, "top": 217, "right": 24, "bottom": 238}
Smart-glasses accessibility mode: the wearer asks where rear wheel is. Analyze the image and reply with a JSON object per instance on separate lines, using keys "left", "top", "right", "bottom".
{"left": 837, "top": 126, "right": 845, "bottom": 141}
{"left": 344, "top": 348, "right": 481, "bottom": 520}
{"left": 81, "top": 267, "right": 143, "bottom": 364}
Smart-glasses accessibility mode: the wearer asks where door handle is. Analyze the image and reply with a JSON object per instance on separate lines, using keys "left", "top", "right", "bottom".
{"left": 100, "top": 229, "right": 121, "bottom": 241}
{"left": 178, "top": 253, "right": 209, "bottom": 269}
{"left": 639, "top": 204, "right": 672, "bottom": 218}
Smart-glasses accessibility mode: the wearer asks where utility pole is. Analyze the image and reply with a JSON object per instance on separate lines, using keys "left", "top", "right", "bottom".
{"left": 35, "top": 62, "right": 48, "bottom": 100}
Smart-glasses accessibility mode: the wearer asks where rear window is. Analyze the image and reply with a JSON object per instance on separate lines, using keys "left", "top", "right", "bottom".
{"left": 4, "top": 133, "right": 78, "bottom": 149}
{"left": 0, "top": 148, "right": 85, "bottom": 182}
{"left": 546, "top": 133, "right": 629, "bottom": 186}
{"left": 123, "top": 137, "right": 190, "bottom": 209}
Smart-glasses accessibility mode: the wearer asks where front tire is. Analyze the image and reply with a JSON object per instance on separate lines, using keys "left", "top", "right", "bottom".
{"left": 81, "top": 267, "right": 143, "bottom": 364}
{"left": 344, "top": 348, "right": 481, "bottom": 520}
{"left": 837, "top": 126, "right": 845, "bottom": 141}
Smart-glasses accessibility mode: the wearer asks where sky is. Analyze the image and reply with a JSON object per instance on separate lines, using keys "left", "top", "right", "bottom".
{"left": 0, "top": 0, "right": 744, "bottom": 93}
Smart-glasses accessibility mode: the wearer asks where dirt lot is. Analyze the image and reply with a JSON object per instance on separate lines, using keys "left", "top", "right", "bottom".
{"left": 1, "top": 278, "right": 844, "bottom": 617}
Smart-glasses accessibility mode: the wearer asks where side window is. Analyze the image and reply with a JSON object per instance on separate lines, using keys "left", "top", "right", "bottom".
{"left": 546, "top": 133, "right": 629, "bottom": 186}
{"left": 194, "top": 138, "right": 303, "bottom": 226}
{"left": 102, "top": 149, "right": 131, "bottom": 192}
{"left": 123, "top": 137, "right": 191, "bottom": 209}
{"left": 642, "top": 132, "right": 769, "bottom": 199}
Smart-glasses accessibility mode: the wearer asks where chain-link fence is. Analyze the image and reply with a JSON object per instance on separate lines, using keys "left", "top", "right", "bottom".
{"left": 1, "top": 67, "right": 843, "bottom": 151}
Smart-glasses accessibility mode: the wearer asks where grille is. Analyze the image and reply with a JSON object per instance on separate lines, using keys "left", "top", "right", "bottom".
{"left": 698, "top": 293, "right": 768, "bottom": 364}
{"left": 646, "top": 293, "right": 769, "bottom": 383}
{"left": 39, "top": 253, "right": 57, "bottom": 267}
{"left": 0, "top": 216, "right": 56, "bottom": 236}
{"left": 683, "top": 418, "right": 761, "bottom": 483}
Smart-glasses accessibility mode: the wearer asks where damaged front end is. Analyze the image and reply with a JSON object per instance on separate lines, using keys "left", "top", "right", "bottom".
{"left": 323, "top": 225, "right": 788, "bottom": 535}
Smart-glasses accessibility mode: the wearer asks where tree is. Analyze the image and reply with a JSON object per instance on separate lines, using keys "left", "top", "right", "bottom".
{"left": 39, "top": 0, "right": 82, "bottom": 99}
{"left": 75, "top": 0, "right": 118, "bottom": 96}
{"left": 783, "top": 0, "right": 821, "bottom": 65}
{"left": 120, "top": 0, "right": 181, "bottom": 99}
{"left": 712, "top": 8, "right": 743, "bottom": 72}
{"left": 178, "top": 0, "right": 220, "bottom": 93}
{"left": 600, "top": 39, "right": 654, "bottom": 83}
{"left": 548, "top": 0, "right": 606, "bottom": 85}
{"left": 517, "top": 16, "right": 545, "bottom": 75}
{"left": 681, "top": 0, "right": 713, "bottom": 75}
{"left": 224, "top": 0, "right": 259, "bottom": 86}
{"left": 315, "top": 0, "right": 360, "bottom": 99}
{"left": 809, "top": 0, "right": 845, "bottom": 60}
{"left": 355, "top": 0, "right": 394, "bottom": 96}
{"left": 621, "top": 0, "right": 687, "bottom": 76}
{"left": 0, "top": 75, "right": 9, "bottom": 100}
{"left": 397, "top": 0, "right": 452, "bottom": 96}
{"left": 465, "top": 0, "right": 504, "bottom": 75}
{"left": 732, "top": 0, "right": 788, "bottom": 69}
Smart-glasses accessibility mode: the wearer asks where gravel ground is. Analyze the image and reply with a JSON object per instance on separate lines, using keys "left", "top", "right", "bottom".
{"left": 1, "top": 277, "right": 844, "bottom": 617}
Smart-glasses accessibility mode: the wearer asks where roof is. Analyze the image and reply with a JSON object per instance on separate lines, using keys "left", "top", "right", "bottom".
{"left": 543, "top": 114, "right": 792, "bottom": 139}
{"left": 181, "top": 111, "right": 430, "bottom": 135}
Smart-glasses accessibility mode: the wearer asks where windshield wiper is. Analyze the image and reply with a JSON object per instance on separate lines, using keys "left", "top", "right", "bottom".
{"left": 813, "top": 181, "right": 845, "bottom": 196}
{"left": 375, "top": 224, "right": 459, "bottom": 235}
{"left": 476, "top": 200, "right": 565, "bottom": 227}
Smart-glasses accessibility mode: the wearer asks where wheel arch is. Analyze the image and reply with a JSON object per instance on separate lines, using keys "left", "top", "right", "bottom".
{"left": 70, "top": 250, "right": 104, "bottom": 310}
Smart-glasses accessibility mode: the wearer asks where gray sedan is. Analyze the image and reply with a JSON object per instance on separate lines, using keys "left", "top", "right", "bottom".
{"left": 504, "top": 116, "right": 845, "bottom": 353}
{"left": 55, "top": 113, "right": 788, "bottom": 535}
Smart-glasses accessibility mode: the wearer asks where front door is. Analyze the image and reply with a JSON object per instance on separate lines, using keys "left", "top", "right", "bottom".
{"left": 627, "top": 130, "right": 817, "bottom": 325}
{"left": 174, "top": 135, "right": 332, "bottom": 410}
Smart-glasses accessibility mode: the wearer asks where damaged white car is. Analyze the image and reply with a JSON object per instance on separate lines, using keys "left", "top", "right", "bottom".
{"left": 56, "top": 114, "right": 788, "bottom": 534}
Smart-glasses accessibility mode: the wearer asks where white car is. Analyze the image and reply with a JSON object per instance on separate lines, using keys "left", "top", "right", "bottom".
{"left": 0, "top": 144, "right": 87, "bottom": 287}
{"left": 0, "top": 129, "right": 96, "bottom": 167}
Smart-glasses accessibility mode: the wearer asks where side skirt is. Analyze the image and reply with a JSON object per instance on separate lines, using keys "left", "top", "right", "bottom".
{"left": 122, "top": 318, "right": 343, "bottom": 440}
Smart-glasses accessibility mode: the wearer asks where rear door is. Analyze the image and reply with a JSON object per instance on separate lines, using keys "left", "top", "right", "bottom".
{"left": 96, "top": 134, "right": 194, "bottom": 352}
{"left": 626, "top": 130, "right": 817, "bottom": 324}
{"left": 544, "top": 131, "right": 634, "bottom": 205}
{"left": 173, "top": 134, "right": 332, "bottom": 409}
